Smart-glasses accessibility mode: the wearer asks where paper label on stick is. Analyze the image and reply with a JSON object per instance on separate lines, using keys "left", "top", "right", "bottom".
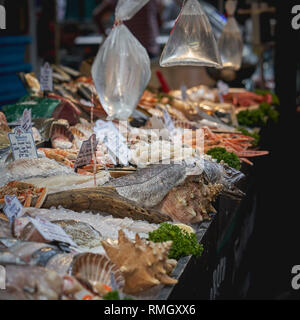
{"left": 40, "top": 62, "right": 53, "bottom": 92}
{"left": 20, "top": 108, "right": 32, "bottom": 132}
{"left": 181, "top": 83, "right": 188, "bottom": 101}
{"left": 3, "top": 195, "right": 23, "bottom": 224}
{"left": 29, "top": 217, "right": 77, "bottom": 247}
{"left": 8, "top": 126, "right": 38, "bottom": 160}
{"left": 217, "top": 80, "right": 229, "bottom": 103}
{"left": 163, "top": 109, "right": 176, "bottom": 134}
{"left": 74, "top": 134, "right": 98, "bottom": 170}
{"left": 94, "top": 121, "right": 131, "bottom": 166}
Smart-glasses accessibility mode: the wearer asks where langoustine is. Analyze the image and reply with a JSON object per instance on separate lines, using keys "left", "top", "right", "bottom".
{"left": 200, "top": 127, "right": 269, "bottom": 165}
{"left": 0, "top": 181, "right": 47, "bottom": 208}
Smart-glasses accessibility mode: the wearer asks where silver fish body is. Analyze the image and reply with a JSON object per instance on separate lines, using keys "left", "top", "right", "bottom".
{"left": 0, "top": 238, "right": 63, "bottom": 266}
{"left": 0, "top": 265, "right": 63, "bottom": 300}
{"left": 52, "top": 220, "right": 103, "bottom": 249}
{"left": 0, "top": 158, "right": 74, "bottom": 187}
{"left": 21, "top": 171, "right": 110, "bottom": 194}
{"left": 109, "top": 164, "right": 187, "bottom": 208}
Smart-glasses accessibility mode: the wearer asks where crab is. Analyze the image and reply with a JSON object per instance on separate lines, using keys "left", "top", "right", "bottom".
{"left": 0, "top": 181, "right": 48, "bottom": 208}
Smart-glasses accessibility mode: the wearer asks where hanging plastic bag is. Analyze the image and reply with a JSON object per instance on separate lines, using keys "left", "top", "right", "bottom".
{"left": 92, "top": 0, "right": 151, "bottom": 120}
{"left": 160, "top": 0, "right": 222, "bottom": 68}
{"left": 218, "top": 0, "right": 243, "bottom": 70}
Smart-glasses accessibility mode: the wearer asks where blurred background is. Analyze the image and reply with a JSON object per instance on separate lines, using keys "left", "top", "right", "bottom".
{"left": 0, "top": 0, "right": 283, "bottom": 106}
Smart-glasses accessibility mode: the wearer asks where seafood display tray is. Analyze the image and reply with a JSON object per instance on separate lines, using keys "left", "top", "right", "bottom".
{"left": 156, "top": 165, "right": 255, "bottom": 300}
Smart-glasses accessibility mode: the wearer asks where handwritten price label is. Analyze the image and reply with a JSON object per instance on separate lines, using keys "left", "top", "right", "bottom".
{"left": 40, "top": 62, "right": 53, "bottom": 92}
{"left": 29, "top": 217, "right": 77, "bottom": 247}
{"left": 74, "top": 134, "right": 98, "bottom": 170}
{"left": 20, "top": 108, "right": 32, "bottom": 132}
{"left": 181, "top": 83, "right": 188, "bottom": 101}
{"left": 94, "top": 121, "right": 131, "bottom": 166}
{"left": 217, "top": 80, "right": 229, "bottom": 104}
{"left": 163, "top": 109, "right": 176, "bottom": 135}
{"left": 3, "top": 195, "right": 23, "bottom": 224}
{"left": 8, "top": 126, "right": 38, "bottom": 160}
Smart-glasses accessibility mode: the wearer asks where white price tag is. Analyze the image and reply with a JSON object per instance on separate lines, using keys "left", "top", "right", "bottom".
{"left": 3, "top": 195, "right": 23, "bottom": 224}
{"left": 8, "top": 126, "right": 38, "bottom": 160}
{"left": 29, "top": 217, "right": 77, "bottom": 247}
{"left": 217, "top": 80, "right": 229, "bottom": 104}
{"left": 163, "top": 109, "right": 176, "bottom": 135}
{"left": 20, "top": 108, "right": 32, "bottom": 132}
{"left": 80, "top": 99, "right": 94, "bottom": 108}
{"left": 181, "top": 83, "right": 188, "bottom": 101}
{"left": 74, "top": 134, "right": 98, "bottom": 170}
{"left": 94, "top": 121, "right": 131, "bottom": 166}
{"left": 40, "top": 62, "right": 53, "bottom": 92}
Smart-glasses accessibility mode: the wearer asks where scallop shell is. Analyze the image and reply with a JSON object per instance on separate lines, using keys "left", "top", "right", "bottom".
{"left": 70, "top": 253, "right": 125, "bottom": 293}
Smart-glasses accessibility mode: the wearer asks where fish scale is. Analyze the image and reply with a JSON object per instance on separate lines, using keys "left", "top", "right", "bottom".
{"left": 109, "top": 164, "right": 188, "bottom": 208}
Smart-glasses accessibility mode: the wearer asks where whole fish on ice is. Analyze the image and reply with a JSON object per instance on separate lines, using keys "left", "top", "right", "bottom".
{"left": 21, "top": 171, "right": 111, "bottom": 194}
{"left": 108, "top": 164, "right": 188, "bottom": 208}
{"left": 0, "top": 158, "right": 74, "bottom": 187}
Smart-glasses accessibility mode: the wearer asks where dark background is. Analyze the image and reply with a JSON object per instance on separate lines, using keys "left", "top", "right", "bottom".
{"left": 244, "top": 0, "right": 300, "bottom": 299}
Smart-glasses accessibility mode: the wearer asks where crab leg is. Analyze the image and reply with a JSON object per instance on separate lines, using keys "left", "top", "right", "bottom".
{"left": 236, "top": 150, "right": 269, "bottom": 158}
{"left": 24, "top": 192, "right": 33, "bottom": 207}
{"left": 240, "top": 158, "right": 254, "bottom": 165}
{"left": 35, "top": 187, "right": 48, "bottom": 209}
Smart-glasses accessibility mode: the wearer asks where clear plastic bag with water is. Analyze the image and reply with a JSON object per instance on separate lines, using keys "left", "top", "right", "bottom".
{"left": 160, "top": 0, "right": 222, "bottom": 68}
{"left": 92, "top": 0, "right": 151, "bottom": 121}
{"left": 218, "top": 0, "right": 243, "bottom": 70}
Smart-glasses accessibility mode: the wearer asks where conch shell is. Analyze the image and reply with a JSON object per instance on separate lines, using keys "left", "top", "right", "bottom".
{"left": 157, "top": 176, "right": 223, "bottom": 224}
{"left": 102, "top": 230, "right": 178, "bottom": 294}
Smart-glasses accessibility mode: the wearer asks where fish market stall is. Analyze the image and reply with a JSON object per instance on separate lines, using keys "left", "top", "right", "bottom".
{"left": 0, "top": 0, "right": 280, "bottom": 301}
{"left": 0, "top": 68, "right": 278, "bottom": 300}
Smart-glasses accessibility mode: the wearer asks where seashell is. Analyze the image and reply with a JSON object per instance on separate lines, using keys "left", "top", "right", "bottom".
{"left": 70, "top": 127, "right": 85, "bottom": 139}
{"left": 174, "top": 224, "right": 195, "bottom": 235}
{"left": 50, "top": 121, "right": 74, "bottom": 150}
{"left": 102, "top": 230, "right": 178, "bottom": 295}
{"left": 157, "top": 176, "right": 222, "bottom": 224}
{"left": 70, "top": 253, "right": 125, "bottom": 296}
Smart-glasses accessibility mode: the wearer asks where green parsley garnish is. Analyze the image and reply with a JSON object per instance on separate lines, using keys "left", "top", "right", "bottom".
{"left": 148, "top": 223, "right": 204, "bottom": 261}
{"left": 206, "top": 147, "right": 241, "bottom": 170}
